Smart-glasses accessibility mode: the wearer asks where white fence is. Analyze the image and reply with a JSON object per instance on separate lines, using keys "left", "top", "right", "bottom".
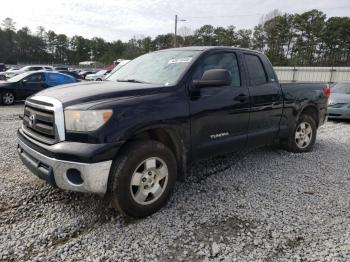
{"left": 274, "top": 67, "right": 350, "bottom": 83}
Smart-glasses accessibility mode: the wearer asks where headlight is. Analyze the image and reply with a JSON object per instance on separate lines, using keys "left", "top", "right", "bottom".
{"left": 65, "top": 110, "right": 113, "bottom": 132}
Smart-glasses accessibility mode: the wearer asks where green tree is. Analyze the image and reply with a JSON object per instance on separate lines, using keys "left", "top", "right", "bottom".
{"left": 252, "top": 24, "right": 265, "bottom": 51}
{"left": 292, "top": 9, "right": 326, "bottom": 65}
{"left": 195, "top": 25, "right": 216, "bottom": 45}
{"left": 236, "top": 29, "right": 252, "bottom": 48}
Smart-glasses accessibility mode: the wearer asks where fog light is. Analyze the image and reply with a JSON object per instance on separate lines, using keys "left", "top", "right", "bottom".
{"left": 66, "top": 168, "right": 84, "bottom": 185}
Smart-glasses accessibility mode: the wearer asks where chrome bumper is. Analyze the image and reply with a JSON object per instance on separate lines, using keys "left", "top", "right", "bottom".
{"left": 17, "top": 137, "right": 112, "bottom": 194}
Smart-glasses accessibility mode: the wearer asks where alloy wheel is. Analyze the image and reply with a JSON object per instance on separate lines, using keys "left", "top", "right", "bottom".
{"left": 2, "top": 93, "right": 14, "bottom": 105}
{"left": 130, "top": 157, "right": 169, "bottom": 205}
{"left": 295, "top": 122, "right": 313, "bottom": 149}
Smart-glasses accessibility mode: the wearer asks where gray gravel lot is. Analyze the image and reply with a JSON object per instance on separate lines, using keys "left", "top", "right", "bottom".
{"left": 0, "top": 104, "right": 350, "bottom": 261}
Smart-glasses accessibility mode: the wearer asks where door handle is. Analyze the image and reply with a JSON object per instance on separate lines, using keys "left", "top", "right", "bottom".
{"left": 234, "top": 94, "right": 248, "bottom": 103}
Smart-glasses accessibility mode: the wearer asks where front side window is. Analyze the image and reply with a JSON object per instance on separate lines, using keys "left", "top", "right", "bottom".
{"left": 244, "top": 54, "right": 268, "bottom": 86}
{"left": 25, "top": 73, "right": 44, "bottom": 82}
{"left": 107, "top": 50, "right": 200, "bottom": 86}
{"left": 192, "top": 52, "right": 241, "bottom": 87}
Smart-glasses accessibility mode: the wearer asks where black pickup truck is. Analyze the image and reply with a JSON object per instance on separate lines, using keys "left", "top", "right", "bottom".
{"left": 17, "top": 47, "right": 330, "bottom": 218}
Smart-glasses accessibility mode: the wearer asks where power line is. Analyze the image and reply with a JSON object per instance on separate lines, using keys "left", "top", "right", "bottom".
{"left": 182, "top": 5, "right": 350, "bottom": 20}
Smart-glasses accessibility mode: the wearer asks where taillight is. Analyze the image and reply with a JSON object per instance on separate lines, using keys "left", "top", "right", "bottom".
{"left": 324, "top": 84, "right": 331, "bottom": 98}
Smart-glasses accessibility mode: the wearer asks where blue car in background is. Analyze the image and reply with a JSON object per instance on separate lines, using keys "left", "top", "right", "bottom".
{"left": 0, "top": 71, "right": 77, "bottom": 105}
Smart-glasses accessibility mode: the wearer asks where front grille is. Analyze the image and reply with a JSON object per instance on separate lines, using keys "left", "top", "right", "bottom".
{"left": 22, "top": 103, "right": 56, "bottom": 144}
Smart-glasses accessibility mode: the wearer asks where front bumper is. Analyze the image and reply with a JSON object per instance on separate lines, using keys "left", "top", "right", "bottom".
{"left": 17, "top": 136, "right": 113, "bottom": 194}
{"left": 327, "top": 108, "right": 350, "bottom": 120}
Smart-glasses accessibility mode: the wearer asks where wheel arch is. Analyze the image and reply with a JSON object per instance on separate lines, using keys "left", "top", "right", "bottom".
{"left": 115, "top": 125, "right": 188, "bottom": 181}
{"left": 299, "top": 104, "right": 320, "bottom": 127}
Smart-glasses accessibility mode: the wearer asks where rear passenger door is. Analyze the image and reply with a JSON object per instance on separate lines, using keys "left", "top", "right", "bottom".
{"left": 243, "top": 53, "right": 283, "bottom": 147}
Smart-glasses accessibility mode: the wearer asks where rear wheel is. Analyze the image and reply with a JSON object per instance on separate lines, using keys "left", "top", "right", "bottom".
{"left": 1, "top": 92, "right": 15, "bottom": 105}
{"left": 109, "top": 140, "right": 177, "bottom": 218}
{"left": 284, "top": 114, "right": 317, "bottom": 153}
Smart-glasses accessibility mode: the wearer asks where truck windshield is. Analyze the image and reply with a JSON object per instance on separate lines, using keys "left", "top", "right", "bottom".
{"left": 107, "top": 50, "right": 200, "bottom": 85}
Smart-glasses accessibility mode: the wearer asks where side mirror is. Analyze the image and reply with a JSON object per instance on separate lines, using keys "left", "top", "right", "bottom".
{"left": 22, "top": 79, "right": 28, "bottom": 85}
{"left": 192, "top": 69, "right": 231, "bottom": 88}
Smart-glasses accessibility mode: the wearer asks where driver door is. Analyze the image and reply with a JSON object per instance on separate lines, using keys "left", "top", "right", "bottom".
{"left": 189, "top": 51, "right": 250, "bottom": 160}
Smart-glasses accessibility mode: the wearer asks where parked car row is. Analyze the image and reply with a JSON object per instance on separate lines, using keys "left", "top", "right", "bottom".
{"left": 0, "top": 59, "right": 131, "bottom": 105}
{"left": 3, "top": 65, "right": 55, "bottom": 79}
{"left": 0, "top": 71, "right": 77, "bottom": 105}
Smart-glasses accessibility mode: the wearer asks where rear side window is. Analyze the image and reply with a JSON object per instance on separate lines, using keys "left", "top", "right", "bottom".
{"left": 244, "top": 54, "right": 267, "bottom": 86}
{"left": 48, "top": 73, "right": 74, "bottom": 84}
{"left": 193, "top": 52, "right": 241, "bottom": 87}
{"left": 48, "top": 73, "right": 62, "bottom": 82}
{"left": 63, "top": 75, "right": 75, "bottom": 82}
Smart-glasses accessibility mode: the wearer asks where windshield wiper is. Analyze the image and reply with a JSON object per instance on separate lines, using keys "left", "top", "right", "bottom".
{"left": 117, "top": 79, "right": 151, "bottom": 84}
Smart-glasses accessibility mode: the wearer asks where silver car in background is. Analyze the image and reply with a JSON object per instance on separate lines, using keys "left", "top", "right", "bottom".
{"left": 105, "top": 60, "right": 130, "bottom": 79}
{"left": 85, "top": 69, "right": 111, "bottom": 81}
{"left": 328, "top": 81, "right": 350, "bottom": 120}
{"left": 4, "top": 65, "right": 54, "bottom": 78}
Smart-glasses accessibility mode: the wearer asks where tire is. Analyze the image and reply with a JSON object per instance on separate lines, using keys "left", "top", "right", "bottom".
{"left": 109, "top": 140, "right": 177, "bottom": 218}
{"left": 96, "top": 78, "right": 102, "bottom": 81}
{"left": 1, "top": 92, "right": 15, "bottom": 105}
{"left": 284, "top": 114, "right": 317, "bottom": 153}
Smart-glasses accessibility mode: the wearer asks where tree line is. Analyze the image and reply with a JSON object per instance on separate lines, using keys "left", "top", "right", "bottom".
{"left": 0, "top": 9, "right": 349, "bottom": 66}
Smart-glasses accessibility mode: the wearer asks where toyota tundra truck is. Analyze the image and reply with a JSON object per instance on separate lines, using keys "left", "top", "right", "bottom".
{"left": 17, "top": 47, "right": 330, "bottom": 218}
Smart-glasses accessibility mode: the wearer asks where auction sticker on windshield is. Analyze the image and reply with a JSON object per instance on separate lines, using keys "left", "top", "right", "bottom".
{"left": 168, "top": 57, "right": 193, "bottom": 64}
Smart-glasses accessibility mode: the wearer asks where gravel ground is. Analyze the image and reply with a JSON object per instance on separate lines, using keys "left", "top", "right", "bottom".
{"left": 0, "top": 103, "right": 350, "bottom": 261}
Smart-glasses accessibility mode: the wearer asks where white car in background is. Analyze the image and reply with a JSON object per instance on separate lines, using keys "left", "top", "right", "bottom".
{"left": 5, "top": 65, "right": 54, "bottom": 78}
{"left": 85, "top": 69, "right": 111, "bottom": 81}
{"left": 105, "top": 60, "right": 131, "bottom": 79}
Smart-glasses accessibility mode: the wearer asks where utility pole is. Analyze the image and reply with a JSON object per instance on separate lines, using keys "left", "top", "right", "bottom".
{"left": 174, "top": 15, "right": 178, "bottom": 48}
{"left": 174, "top": 15, "right": 186, "bottom": 48}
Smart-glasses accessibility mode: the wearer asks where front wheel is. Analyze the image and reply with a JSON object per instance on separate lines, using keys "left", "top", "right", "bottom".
{"left": 109, "top": 140, "right": 177, "bottom": 218}
{"left": 284, "top": 114, "right": 317, "bottom": 153}
{"left": 1, "top": 92, "right": 15, "bottom": 105}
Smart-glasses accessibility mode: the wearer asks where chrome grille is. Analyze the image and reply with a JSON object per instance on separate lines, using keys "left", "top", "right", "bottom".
{"left": 23, "top": 105, "right": 55, "bottom": 143}
{"left": 22, "top": 96, "right": 65, "bottom": 144}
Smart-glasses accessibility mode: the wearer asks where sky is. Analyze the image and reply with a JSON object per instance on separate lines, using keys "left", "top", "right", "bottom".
{"left": 1, "top": 0, "right": 350, "bottom": 42}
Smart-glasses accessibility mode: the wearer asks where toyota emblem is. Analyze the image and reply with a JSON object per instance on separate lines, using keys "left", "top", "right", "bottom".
{"left": 29, "top": 114, "right": 36, "bottom": 127}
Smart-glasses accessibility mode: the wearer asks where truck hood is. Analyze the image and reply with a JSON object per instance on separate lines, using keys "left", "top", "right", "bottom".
{"left": 34, "top": 81, "right": 166, "bottom": 107}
